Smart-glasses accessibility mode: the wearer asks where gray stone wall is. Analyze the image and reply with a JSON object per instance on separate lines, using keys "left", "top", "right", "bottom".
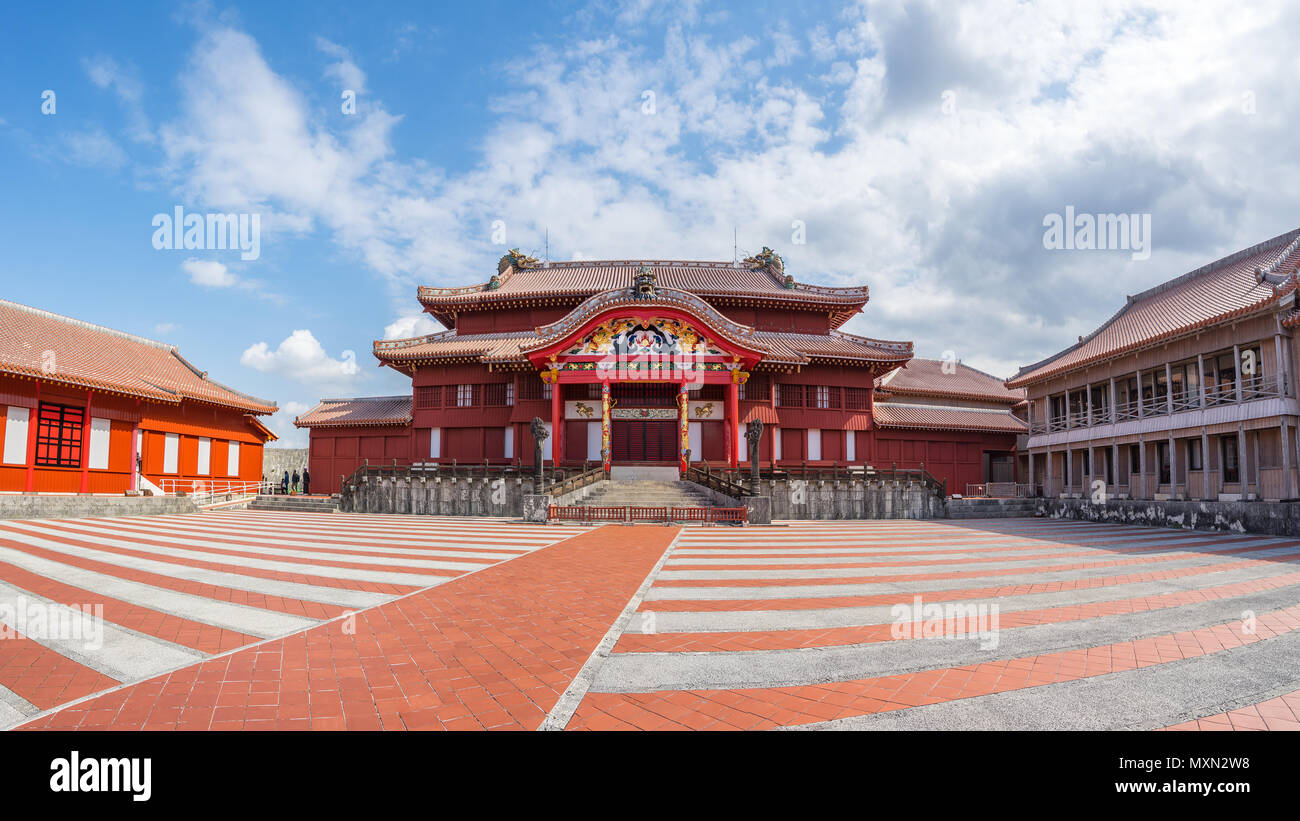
{"left": 0, "top": 495, "right": 197, "bottom": 521}
{"left": 262, "top": 448, "right": 308, "bottom": 483}
{"left": 340, "top": 473, "right": 532, "bottom": 517}
{"left": 341, "top": 474, "right": 948, "bottom": 520}
{"left": 1038, "top": 498, "right": 1300, "bottom": 537}
{"left": 761, "top": 478, "right": 946, "bottom": 520}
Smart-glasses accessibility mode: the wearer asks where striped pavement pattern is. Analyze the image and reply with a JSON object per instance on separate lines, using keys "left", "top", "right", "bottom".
{"left": 0, "top": 511, "right": 581, "bottom": 729}
{"left": 566, "top": 519, "right": 1300, "bottom": 730}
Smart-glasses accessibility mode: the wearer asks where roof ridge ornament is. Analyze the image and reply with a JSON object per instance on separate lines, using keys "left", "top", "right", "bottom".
{"left": 631, "top": 265, "right": 658, "bottom": 299}
{"left": 498, "top": 248, "right": 539, "bottom": 275}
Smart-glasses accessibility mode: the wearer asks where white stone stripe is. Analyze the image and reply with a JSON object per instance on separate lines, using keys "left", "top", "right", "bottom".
{"left": 0, "top": 522, "right": 457, "bottom": 588}
{"left": 46, "top": 519, "right": 528, "bottom": 562}
{"left": 0, "top": 531, "right": 392, "bottom": 609}
{"left": 0, "top": 579, "right": 205, "bottom": 681}
{"left": 0, "top": 544, "right": 319, "bottom": 637}
{"left": 95, "top": 516, "right": 553, "bottom": 548}
{"left": 642, "top": 546, "right": 1300, "bottom": 600}
{"left": 31, "top": 520, "right": 498, "bottom": 572}
{"left": 628, "top": 562, "right": 1300, "bottom": 634}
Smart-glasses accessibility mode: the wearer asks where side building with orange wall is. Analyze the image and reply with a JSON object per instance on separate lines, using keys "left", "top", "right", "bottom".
{"left": 0, "top": 299, "right": 278, "bottom": 495}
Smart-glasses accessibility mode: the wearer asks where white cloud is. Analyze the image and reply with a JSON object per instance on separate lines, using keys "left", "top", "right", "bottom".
{"left": 262, "top": 400, "right": 313, "bottom": 448}
{"left": 383, "top": 314, "right": 442, "bottom": 340}
{"left": 82, "top": 55, "right": 152, "bottom": 143}
{"left": 154, "top": 322, "right": 177, "bottom": 335}
{"left": 154, "top": 4, "right": 1300, "bottom": 377}
{"left": 240, "top": 329, "right": 361, "bottom": 391}
{"left": 317, "top": 37, "right": 366, "bottom": 93}
{"left": 182, "top": 258, "right": 238, "bottom": 287}
{"left": 62, "top": 129, "right": 128, "bottom": 168}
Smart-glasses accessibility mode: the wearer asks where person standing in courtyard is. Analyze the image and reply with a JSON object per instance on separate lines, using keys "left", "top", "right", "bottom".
{"left": 302, "top": 467, "right": 311, "bottom": 495}
{"left": 291, "top": 469, "right": 300, "bottom": 495}
{"left": 281, "top": 470, "right": 289, "bottom": 495}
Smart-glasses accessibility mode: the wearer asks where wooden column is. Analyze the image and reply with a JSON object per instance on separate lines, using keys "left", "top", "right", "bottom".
{"left": 1138, "top": 435, "right": 1147, "bottom": 499}
{"left": 24, "top": 381, "right": 40, "bottom": 492}
{"left": 1168, "top": 430, "right": 1177, "bottom": 499}
{"left": 1136, "top": 370, "right": 1145, "bottom": 418}
{"left": 1283, "top": 419, "right": 1295, "bottom": 500}
{"left": 1202, "top": 428, "right": 1211, "bottom": 500}
{"left": 1112, "top": 441, "right": 1120, "bottom": 494}
{"left": 1233, "top": 344, "right": 1244, "bottom": 403}
{"left": 726, "top": 380, "right": 739, "bottom": 469}
{"left": 1028, "top": 451, "right": 1035, "bottom": 495}
{"left": 677, "top": 382, "right": 689, "bottom": 474}
{"left": 1197, "top": 353, "right": 1207, "bottom": 407}
{"left": 550, "top": 382, "right": 563, "bottom": 466}
{"left": 601, "top": 382, "right": 611, "bottom": 474}
{"left": 1046, "top": 449, "right": 1054, "bottom": 497}
{"left": 79, "top": 389, "right": 92, "bottom": 493}
{"left": 1066, "top": 447, "right": 1073, "bottom": 497}
{"left": 1237, "top": 422, "right": 1248, "bottom": 497}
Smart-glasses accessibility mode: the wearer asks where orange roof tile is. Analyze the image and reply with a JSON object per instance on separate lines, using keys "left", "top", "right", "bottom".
{"left": 417, "top": 259, "right": 871, "bottom": 328}
{"left": 1008, "top": 228, "right": 1300, "bottom": 387}
{"left": 294, "top": 396, "right": 412, "bottom": 428}
{"left": 872, "top": 402, "right": 1027, "bottom": 433}
{"left": 0, "top": 299, "right": 276, "bottom": 413}
{"left": 876, "top": 359, "right": 1023, "bottom": 404}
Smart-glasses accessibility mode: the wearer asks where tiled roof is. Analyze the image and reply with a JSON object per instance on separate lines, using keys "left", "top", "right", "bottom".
{"left": 876, "top": 359, "right": 1023, "bottom": 404}
{"left": 416, "top": 259, "right": 871, "bottom": 327}
{"left": 294, "top": 396, "right": 412, "bottom": 428}
{"left": 872, "top": 402, "right": 1028, "bottom": 433}
{"left": 1008, "top": 228, "right": 1300, "bottom": 387}
{"left": 0, "top": 299, "right": 276, "bottom": 413}
{"left": 756, "top": 331, "right": 912, "bottom": 365}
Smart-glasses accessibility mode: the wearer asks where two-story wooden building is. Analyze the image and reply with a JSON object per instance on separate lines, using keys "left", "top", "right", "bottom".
{"left": 1007, "top": 228, "right": 1300, "bottom": 502}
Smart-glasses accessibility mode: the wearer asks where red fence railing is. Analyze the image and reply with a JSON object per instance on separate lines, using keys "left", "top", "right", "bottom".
{"left": 547, "top": 505, "right": 748, "bottom": 524}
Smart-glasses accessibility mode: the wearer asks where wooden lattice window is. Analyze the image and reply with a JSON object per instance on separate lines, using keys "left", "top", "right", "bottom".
{"left": 843, "top": 387, "right": 871, "bottom": 410}
{"left": 776, "top": 383, "right": 804, "bottom": 408}
{"left": 35, "top": 402, "right": 84, "bottom": 468}
{"left": 415, "top": 386, "right": 441, "bottom": 409}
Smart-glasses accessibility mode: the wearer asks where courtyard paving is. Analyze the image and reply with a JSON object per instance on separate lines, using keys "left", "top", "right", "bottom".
{"left": 1, "top": 512, "right": 1298, "bottom": 730}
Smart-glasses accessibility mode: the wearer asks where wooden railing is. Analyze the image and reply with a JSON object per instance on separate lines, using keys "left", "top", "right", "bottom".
{"left": 548, "top": 504, "right": 747, "bottom": 524}
{"left": 683, "top": 463, "right": 754, "bottom": 497}
{"left": 542, "top": 462, "right": 609, "bottom": 496}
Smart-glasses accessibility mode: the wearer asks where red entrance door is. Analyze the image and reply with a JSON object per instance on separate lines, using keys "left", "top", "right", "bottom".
{"left": 612, "top": 420, "right": 676, "bottom": 462}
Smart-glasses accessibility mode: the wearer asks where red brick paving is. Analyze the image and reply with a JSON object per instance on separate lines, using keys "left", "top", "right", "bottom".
{"left": 566, "top": 604, "right": 1300, "bottom": 730}
{"left": 16, "top": 524, "right": 679, "bottom": 731}
{"left": 1163, "top": 689, "right": 1300, "bottom": 731}
{"left": 0, "top": 630, "right": 119, "bottom": 711}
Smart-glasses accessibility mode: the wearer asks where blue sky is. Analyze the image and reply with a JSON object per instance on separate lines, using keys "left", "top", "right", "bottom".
{"left": 3, "top": 0, "right": 1298, "bottom": 445}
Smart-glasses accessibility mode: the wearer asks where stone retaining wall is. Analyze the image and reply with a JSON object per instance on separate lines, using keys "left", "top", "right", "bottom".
{"left": 0, "top": 494, "right": 198, "bottom": 520}
{"left": 1038, "top": 498, "right": 1300, "bottom": 537}
{"left": 340, "top": 474, "right": 530, "bottom": 517}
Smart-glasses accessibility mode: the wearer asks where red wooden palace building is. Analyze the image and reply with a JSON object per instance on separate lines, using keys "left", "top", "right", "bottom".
{"left": 297, "top": 249, "right": 1024, "bottom": 494}
{"left": 0, "top": 299, "right": 277, "bottom": 495}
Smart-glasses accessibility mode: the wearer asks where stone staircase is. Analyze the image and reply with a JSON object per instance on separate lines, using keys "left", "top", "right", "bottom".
{"left": 571, "top": 480, "right": 720, "bottom": 508}
{"left": 246, "top": 494, "right": 340, "bottom": 513}
{"left": 946, "top": 497, "right": 1040, "bottom": 519}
